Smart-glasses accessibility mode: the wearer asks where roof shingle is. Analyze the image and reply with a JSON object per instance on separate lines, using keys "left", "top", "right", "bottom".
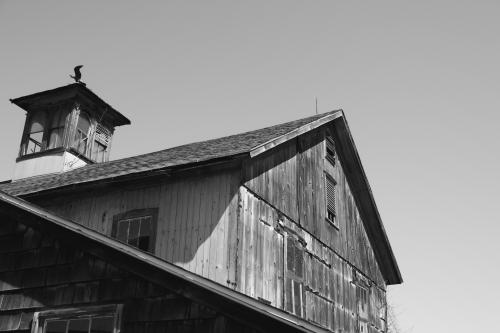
{"left": 0, "top": 111, "right": 338, "bottom": 196}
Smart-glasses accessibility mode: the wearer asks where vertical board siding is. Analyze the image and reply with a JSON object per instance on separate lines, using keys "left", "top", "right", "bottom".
{"left": 242, "top": 127, "right": 385, "bottom": 287}
{"left": 35, "top": 169, "right": 241, "bottom": 288}
{"left": 244, "top": 140, "right": 298, "bottom": 222}
{"left": 237, "top": 187, "right": 284, "bottom": 309}
{"left": 241, "top": 126, "right": 388, "bottom": 332}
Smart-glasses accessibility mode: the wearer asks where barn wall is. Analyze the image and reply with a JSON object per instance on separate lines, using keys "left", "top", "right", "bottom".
{"left": 34, "top": 168, "right": 241, "bottom": 288}
{"left": 242, "top": 126, "right": 388, "bottom": 331}
{"left": 0, "top": 218, "right": 262, "bottom": 333}
{"left": 243, "top": 126, "right": 385, "bottom": 287}
{"left": 237, "top": 187, "right": 387, "bottom": 332}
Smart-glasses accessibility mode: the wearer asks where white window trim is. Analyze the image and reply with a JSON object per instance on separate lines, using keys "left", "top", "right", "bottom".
{"left": 31, "top": 304, "right": 123, "bottom": 333}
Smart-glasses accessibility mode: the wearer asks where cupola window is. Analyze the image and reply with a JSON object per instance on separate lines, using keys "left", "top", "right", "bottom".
{"left": 92, "top": 124, "right": 111, "bottom": 163}
{"left": 73, "top": 113, "right": 91, "bottom": 155}
{"left": 26, "top": 111, "right": 46, "bottom": 154}
{"left": 47, "top": 109, "right": 68, "bottom": 149}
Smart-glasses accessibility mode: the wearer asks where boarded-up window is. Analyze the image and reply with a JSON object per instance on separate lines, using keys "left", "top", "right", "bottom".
{"left": 111, "top": 208, "right": 158, "bottom": 253}
{"left": 354, "top": 273, "right": 370, "bottom": 333}
{"left": 285, "top": 236, "right": 304, "bottom": 317}
{"left": 325, "top": 174, "right": 338, "bottom": 228}
{"left": 326, "top": 136, "right": 336, "bottom": 166}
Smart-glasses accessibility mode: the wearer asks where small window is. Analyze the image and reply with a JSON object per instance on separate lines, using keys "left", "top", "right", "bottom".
{"left": 32, "top": 305, "right": 122, "bottom": 333}
{"left": 91, "top": 124, "right": 111, "bottom": 162}
{"left": 285, "top": 236, "right": 304, "bottom": 317}
{"left": 73, "top": 113, "right": 91, "bottom": 155}
{"left": 111, "top": 208, "right": 158, "bottom": 253}
{"left": 325, "top": 174, "right": 338, "bottom": 228}
{"left": 326, "top": 136, "right": 336, "bottom": 166}
{"left": 47, "top": 109, "right": 69, "bottom": 149}
{"left": 26, "top": 111, "right": 46, "bottom": 154}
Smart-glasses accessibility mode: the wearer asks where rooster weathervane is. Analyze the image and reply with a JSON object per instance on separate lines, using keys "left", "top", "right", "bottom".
{"left": 70, "top": 65, "right": 84, "bottom": 84}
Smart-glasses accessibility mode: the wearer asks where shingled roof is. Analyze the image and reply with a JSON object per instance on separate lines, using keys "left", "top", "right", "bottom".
{"left": 0, "top": 110, "right": 341, "bottom": 197}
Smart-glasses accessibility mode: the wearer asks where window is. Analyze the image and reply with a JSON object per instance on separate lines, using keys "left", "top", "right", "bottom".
{"left": 325, "top": 174, "right": 338, "bottom": 228}
{"left": 285, "top": 235, "right": 304, "bottom": 317}
{"left": 26, "top": 111, "right": 46, "bottom": 154}
{"left": 73, "top": 113, "right": 91, "bottom": 155}
{"left": 325, "top": 135, "right": 336, "bottom": 166}
{"left": 48, "top": 109, "right": 69, "bottom": 149}
{"left": 111, "top": 208, "right": 158, "bottom": 252}
{"left": 32, "top": 305, "right": 122, "bottom": 333}
{"left": 91, "top": 124, "right": 111, "bottom": 163}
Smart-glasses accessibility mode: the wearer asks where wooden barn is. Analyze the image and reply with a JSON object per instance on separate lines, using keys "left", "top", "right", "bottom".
{"left": 0, "top": 82, "right": 402, "bottom": 333}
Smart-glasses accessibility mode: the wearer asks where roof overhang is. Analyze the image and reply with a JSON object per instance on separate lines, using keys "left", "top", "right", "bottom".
{"left": 10, "top": 83, "right": 131, "bottom": 127}
{"left": 0, "top": 191, "right": 329, "bottom": 333}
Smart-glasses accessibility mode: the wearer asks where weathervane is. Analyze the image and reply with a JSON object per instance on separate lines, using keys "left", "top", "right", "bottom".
{"left": 70, "top": 65, "right": 84, "bottom": 84}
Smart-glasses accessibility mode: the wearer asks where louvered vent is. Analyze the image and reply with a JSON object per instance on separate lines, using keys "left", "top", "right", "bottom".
{"left": 326, "top": 175, "right": 337, "bottom": 223}
{"left": 95, "top": 124, "right": 111, "bottom": 145}
{"left": 326, "top": 136, "right": 336, "bottom": 165}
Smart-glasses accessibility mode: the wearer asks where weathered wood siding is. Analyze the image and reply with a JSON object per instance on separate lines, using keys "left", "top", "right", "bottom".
{"left": 244, "top": 140, "right": 298, "bottom": 222}
{"left": 25, "top": 124, "right": 390, "bottom": 332}
{"left": 236, "top": 187, "right": 387, "bottom": 332}
{"left": 0, "top": 218, "right": 261, "bottom": 333}
{"left": 236, "top": 187, "right": 284, "bottom": 308}
{"left": 243, "top": 126, "right": 388, "bottom": 331}
{"left": 244, "top": 126, "right": 384, "bottom": 287}
{"left": 35, "top": 168, "right": 241, "bottom": 287}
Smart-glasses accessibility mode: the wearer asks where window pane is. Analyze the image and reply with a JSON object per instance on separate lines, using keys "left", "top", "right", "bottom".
{"left": 28, "top": 131, "right": 44, "bottom": 153}
{"left": 45, "top": 320, "right": 67, "bottom": 333}
{"left": 90, "top": 316, "right": 114, "bottom": 333}
{"left": 76, "top": 114, "right": 90, "bottom": 133}
{"left": 73, "top": 114, "right": 90, "bottom": 154}
{"left": 116, "top": 220, "right": 129, "bottom": 243}
{"left": 30, "top": 112, "right": 45, "bottom": 132}
{"left": 68, "top": 319, "right": 90, "bottom": 333}
{"left": 138, "top": 217, "right": 151, "bottom": 251}
{"left": 92, "top": 141, "right": 107, "bottom": 163}
{"left": 48, "top": 128, "right": 64, "bottom": 149}
{"left": 127, "top": 219, "right": 140, "bottom": 247}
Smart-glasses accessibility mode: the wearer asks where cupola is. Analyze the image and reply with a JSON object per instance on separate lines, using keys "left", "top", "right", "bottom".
{"left": 10, "top": 82, "right": 130, "bottom": 180}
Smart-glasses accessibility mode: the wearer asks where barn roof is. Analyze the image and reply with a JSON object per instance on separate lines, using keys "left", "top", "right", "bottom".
{"left": 0, "top": 190, "right": 329, "bottom": 333}
{"left": 0, "top": 110, "right": 341, "bottom": 196}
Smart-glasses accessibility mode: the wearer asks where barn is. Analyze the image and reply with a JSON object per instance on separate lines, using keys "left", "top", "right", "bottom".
{"left": 0, "top": 82, "right": 402, "bottom": 333}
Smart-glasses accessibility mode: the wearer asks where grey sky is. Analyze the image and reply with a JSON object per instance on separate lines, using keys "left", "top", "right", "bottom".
{"left": 1, "top": 1, "right": 499, "bottom": 331}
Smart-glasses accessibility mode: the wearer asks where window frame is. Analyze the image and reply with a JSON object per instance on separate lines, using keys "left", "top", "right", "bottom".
{"left": 19, "top": 105, "right": 72, "bottom": 158}
{"left": 72, "top": 112, "right": 92, "bottom": 156}
{"left": 324, "top": 173, "right": 339, "bottom": 229}
{"left": 23, "top": 110, "right": 48, "bottom": 156}
{"left": 325, "top": 135, "right": 336, "bottom": 166}
{"left": 31, "top": 304, "right": 123, "bottom": 333}
{"left": 111, "top": 208, "right": 158, "bottom": 253}
{"left": 47, "top": 109, "right": 69, "bottom": 150}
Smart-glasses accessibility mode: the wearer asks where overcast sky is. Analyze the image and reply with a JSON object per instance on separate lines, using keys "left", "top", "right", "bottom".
{"left": 1, "top": 1, "right": 499, "bottom": 331}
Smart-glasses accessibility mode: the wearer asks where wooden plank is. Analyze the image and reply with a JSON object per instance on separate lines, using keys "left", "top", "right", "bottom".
{"left": 226, "top": 173, "right": 237, "bottom": 289}
{"left": 188, "top": 176, "right": 202, "bottom": 273}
